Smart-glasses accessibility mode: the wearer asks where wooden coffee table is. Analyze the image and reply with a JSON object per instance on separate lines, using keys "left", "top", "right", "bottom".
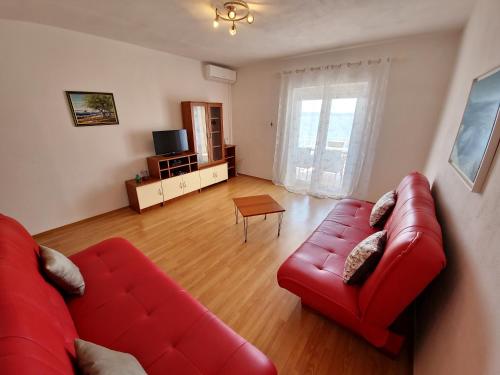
{"left": 233, "top": 194, "right": 285, "bottom": 243}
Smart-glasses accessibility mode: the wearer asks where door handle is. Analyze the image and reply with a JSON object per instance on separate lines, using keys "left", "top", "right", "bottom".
{"left": 179, "top": 182, "right": 183, "bottom": 189}
{"left": 158, "top": 189, "right": 162, "bottom": 195}
{"left": 183, "top": 181, "right": 187, "bottom": 188}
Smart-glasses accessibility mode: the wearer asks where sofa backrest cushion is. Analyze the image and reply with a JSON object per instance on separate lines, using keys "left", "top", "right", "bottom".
{"left": 0, "top": 214, "right": 78, "bottom": 374}
{"left": 358, "top": 173, "right": 446, "bottom": 327}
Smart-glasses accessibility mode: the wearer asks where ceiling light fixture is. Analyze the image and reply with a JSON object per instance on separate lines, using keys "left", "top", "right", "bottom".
{"left": 213, "top": 1, "right": 254, "bottom": 35}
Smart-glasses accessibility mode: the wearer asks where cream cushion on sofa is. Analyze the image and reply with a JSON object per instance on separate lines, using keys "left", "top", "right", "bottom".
{"left": 75, "top": 339, "right": 147, "bottom": 375}
{"left": 343, "top": 230, "right": 387, "bottom": 284}
{"left": 369, "top": 190, "right": 396, "bottom": 227}
{"left": 39, "top": 245, "right": 85, "bottom": 295}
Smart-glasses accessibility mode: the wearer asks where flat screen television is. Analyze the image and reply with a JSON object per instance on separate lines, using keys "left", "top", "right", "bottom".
{"left": 152, "top": 129, "right": 189, "bottom": 156}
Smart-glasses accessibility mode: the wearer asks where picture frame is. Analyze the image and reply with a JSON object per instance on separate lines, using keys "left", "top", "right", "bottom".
{"left": 449, "top": 65, "right": 500, "bottom": 192}
{"left": 66, "top": 91, "right": 119, "bottom": 126}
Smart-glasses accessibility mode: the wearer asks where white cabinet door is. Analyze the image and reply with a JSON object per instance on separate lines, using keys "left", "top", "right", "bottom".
{"left": 213, "top": 163, "right": 228, "bottom": 183}
{"left": 199, "top": 163, "right": 228, "bottom": 188}
{"left": 137, "top": 182, "right": 163, "bottom": 209}
{"left": 199, "top": 167, "right": 215, "bottom": 188}
{"left": 161, "top": 175, "right": 184, "bottom": 201}
{"left": 182, "top": 171, "right": 201, "bottom": 194}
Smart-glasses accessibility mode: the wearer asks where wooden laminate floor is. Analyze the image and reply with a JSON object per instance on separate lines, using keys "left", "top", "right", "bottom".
{"left": 35, "top": 175, "right": 412, "bottom": 375}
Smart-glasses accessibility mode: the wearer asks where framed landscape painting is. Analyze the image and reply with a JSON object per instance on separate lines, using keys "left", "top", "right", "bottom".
{"left": 66, "top": 91, "right": 119, "bottom": 126}
{"left": 449, "top": 66, "right": 500, "bottom": 192}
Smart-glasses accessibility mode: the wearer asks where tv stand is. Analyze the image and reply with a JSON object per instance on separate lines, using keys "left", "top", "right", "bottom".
{"left": 126, "top": 151, "right": 228, "bottom": 213}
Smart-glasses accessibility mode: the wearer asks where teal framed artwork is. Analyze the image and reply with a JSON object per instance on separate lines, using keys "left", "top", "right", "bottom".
{"left": 449, "top": 66, "right": 500, "bottom": 192}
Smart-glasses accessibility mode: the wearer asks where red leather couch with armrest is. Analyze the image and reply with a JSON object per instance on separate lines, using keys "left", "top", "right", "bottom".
{"left": 0, "top": 214, "right": 277, "bottom": 374}
{"left": 277, "top": 172, "right": 446, "bottom": 354}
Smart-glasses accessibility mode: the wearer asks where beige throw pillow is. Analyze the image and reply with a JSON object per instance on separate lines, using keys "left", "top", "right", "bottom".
{"left": 75, "top": 339, "right": 147, "bottom": 375}
{"left": 343, "top": 230, "right": 387, "bottom": 284}
{"left": 39, "top": 245, "right": 85, "bottom": 295}
{"left": 369, "top": 190, "right": 396, "bottom": 227}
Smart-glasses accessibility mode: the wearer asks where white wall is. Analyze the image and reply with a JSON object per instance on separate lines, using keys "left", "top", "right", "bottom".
{"left": 232, "top": 31, "right": 461, "bottom": 201}
{"left": 416, "top": 0, "right": 500, "bottom": 374}
{"left": 0, "top": 20, "right": 232, "bottom": 234}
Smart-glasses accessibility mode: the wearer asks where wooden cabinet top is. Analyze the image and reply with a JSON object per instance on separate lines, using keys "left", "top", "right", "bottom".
{"left": 198, "top": 160, "right": 227, "bottom": 170}
{"left": 147, "top": 151, "right": 197, "bottom": 162}
{"left": 125, "top": 177, "right": 161, "bottom": 187}
{"left": 181, "top": 101, "right": 223, "bottom": 106}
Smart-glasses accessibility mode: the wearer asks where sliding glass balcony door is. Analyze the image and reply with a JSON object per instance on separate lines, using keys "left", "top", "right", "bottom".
{"left": 287, "top": 85, "right": 359, "bottom": 196}
{"left": 273, "top": 60, "right": 390, "bottom": 199}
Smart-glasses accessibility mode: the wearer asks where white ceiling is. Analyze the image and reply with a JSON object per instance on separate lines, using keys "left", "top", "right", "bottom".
{"left": 0, "top": 0, "right": 476, "bottom": 67}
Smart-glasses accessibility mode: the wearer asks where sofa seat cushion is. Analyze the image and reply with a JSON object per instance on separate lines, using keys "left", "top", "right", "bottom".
{"left": 304, "top": 198, "right": 376, "bottom": 264}
{"left": 277, "top": 198, "right": 377, "bottom": 328}
{"left": 324, "top": 199, "right": 375, "bottom": 235}
{"left": 67, "top": 238, "right": 276, "bottom": 375}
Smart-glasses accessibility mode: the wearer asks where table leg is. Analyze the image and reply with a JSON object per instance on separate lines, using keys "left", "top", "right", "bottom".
{"left": 278, "top": 212, "right": 284, "bottom": 237}
{"left": 264, "top": 214, "right": 267, "bottom": 220}
{"left": 244, "top": 216, "right": 248, "bottom": 243}
{"left": 234, "top": 203, "right": 238, "bottom": 224}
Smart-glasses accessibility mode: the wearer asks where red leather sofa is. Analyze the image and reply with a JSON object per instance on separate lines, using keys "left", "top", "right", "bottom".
{"left": 0, "top": 214, "right": 277, "bottom": 374}
{"left": 277, "top": 172, "right": 446, "bottom": 354}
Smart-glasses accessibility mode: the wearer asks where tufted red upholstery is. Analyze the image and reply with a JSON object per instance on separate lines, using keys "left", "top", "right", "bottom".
{"left": 0, "top": 215, "right": 78, "bottom": 374}
{"left": 68, "top": 238, "right": 276, "bottom": 375}
{"left": 277, "top": 172, "right": 446, "bottom": 354}
{"left": 0, "top": 214, "right": 276, "bottom": 375}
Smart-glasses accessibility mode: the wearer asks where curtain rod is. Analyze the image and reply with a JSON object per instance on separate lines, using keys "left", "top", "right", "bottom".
{"left": 281, "top": 57, "right": 391, "bottom": 75}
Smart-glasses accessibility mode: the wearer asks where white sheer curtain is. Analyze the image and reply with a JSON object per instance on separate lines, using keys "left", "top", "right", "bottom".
{"left": 193, "top": 105, "right": 209, "bottom": 163}
{"left": 272, "top": 59, "right": 391, "bottom": 199}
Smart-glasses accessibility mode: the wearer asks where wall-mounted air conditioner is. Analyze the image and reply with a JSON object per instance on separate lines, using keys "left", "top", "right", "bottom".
{"left": 204, "top": 64, "right": 237, "bottom": 84}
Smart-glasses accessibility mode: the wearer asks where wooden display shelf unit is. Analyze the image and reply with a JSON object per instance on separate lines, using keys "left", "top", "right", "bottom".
{"left": 224, "top": 144, "right": 236, "bottom": 178}
{"left": 147, "top": 151, "right": 198, "bottom": 180}
{"left": 182, "top": 101, "right": 225, "bottom": 168}
{"left": 126, "top": 100, "right": 233, "bottom": 214}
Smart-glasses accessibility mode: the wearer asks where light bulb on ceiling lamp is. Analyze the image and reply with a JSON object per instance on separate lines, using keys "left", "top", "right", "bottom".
{"left": 213, "top": 12, "right": 219, "bottom": 28}
{"left": 229, "top": 23, "right": 237, "bottom": 36}
{"left": 247, "top": 13, "right": 254, "bottom": 24}
{"left": 228, "top": 8, "right": 236, "bottom": 19}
